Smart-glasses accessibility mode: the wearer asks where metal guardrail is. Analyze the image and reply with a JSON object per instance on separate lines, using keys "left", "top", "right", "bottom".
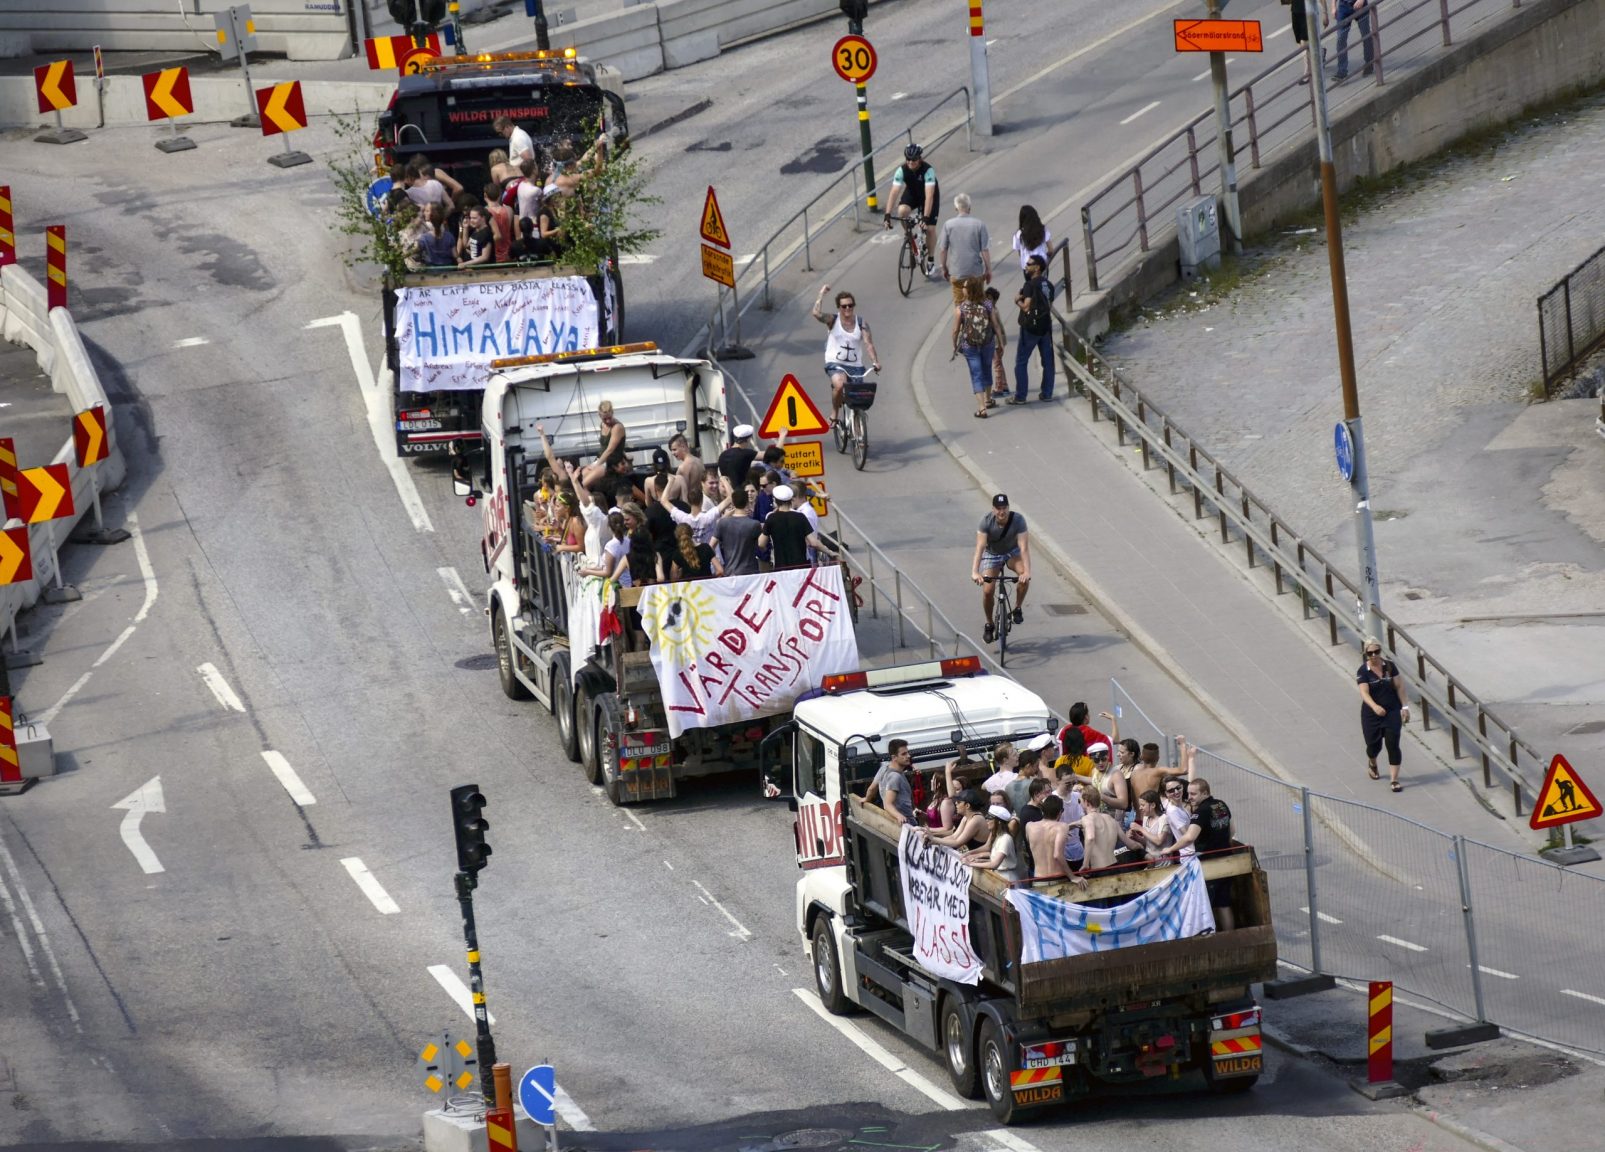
{"left": 703, "top": 85, "right": 973, "bottom": 354}
{"left": 1538, "top": 241, "right": 1605, "bottom": 395}
{"left": 1079, "top": 0, "right": 1523, "bottom": 291}
{"left": 1047, "top": 304, "right": 1548, "bottom": 812}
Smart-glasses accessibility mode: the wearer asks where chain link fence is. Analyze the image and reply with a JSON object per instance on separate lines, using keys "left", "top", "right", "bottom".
{"left": 1538, "top": 242, "right": 1605, "bottom": 395}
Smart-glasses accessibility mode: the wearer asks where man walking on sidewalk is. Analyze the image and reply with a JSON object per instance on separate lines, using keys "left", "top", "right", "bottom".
{"left": 939, "top": 193, "right": 992, "bottom": 304}
{"left": 1332, "top": 0, "right": 1375, "bottom": 83}
{"left": 1011, "top": 255, "right": 1056, "bottom": 403}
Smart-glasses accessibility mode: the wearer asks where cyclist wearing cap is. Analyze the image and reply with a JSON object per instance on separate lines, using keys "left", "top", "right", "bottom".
{"left": 811, "top": 283, "right": 881, "bottom": 431}
{"left": 884, "top": 144, "right": 939, "bottom": 274}
{"left": 973, "top": 493, "right": 1030, "bottom": 644}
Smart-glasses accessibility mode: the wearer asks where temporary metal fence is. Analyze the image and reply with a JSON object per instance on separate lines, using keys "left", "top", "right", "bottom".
{"left": 1538, "top": 241, "right": 1605, "bottom": 394}
{"left": 1080, "top": 0, "right": 1527, "bottom": 292}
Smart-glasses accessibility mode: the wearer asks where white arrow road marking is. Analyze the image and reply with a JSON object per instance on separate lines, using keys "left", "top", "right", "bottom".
{"left": 428, "top": 963, "right": 497, "bottom": 1025}
{"left": 262, "top": 751, "right": 316, "bottom": 806}
{"left": 112, "top": 776, "right": 166, "bottom": 874}
{"left": 340, "top": 857, "right": 399, "bottom": 914}
{"left": 305, "top": 313, "right": 433, "bottom": 534}
{"left": 196, "top": 663, "right": 245, "bottom": 712}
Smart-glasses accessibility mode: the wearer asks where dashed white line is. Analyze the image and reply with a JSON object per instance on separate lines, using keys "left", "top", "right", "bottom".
{"left": 663, "top": 859, "right": 674, "bottom": 871}
{"left": 1561, "top": 988, "right": 1605, "bottom": 1007}
{"left": 622, "top": 809, "right": 647, "bottom": 832}
{"left": 1120, "top": 100, "right": 1161, "bottom": 126}
{"left": 1478, "top": 965, "right": 1519, "bottom": 981}
{"left": 890, "top": 91, "right": 908, "bottom": 100}
{"left": 0, "top": 832, "right": 82, "bottom": 1028}
{"left": 262, "top": 751, "right": 316, "bottom": 806}
{"left": 429, "top": 964, "right": 498, "bottom": 1025}
{"left": 1377, "top": 934, "right": 1428, "bottom": 953}
{"left": 437, "top": 566, "right": 476, "bottom": 616}
{"left": 1267, "top": 24, "right": 1291, "bottom": 40}
{"left": 173, "top": 336, "right": 210, "bottom": 348}
{"left": 1192, "top": 58, "right": 1236, "bottom": 82}
{"left": 691, "top": 878, "right": 753, "bottom": 941}
{"left": 341, "top": 857, "right": 400, "bottom": 914}
{"left": 196, "top": 662, "right": 245, "bottom": 712}
{"left": 1299, "top": 906, "right": 1342, "bottom": 925}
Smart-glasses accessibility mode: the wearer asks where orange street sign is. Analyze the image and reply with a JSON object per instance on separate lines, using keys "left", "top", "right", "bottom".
{"left": 0, "top": 526, "right": 31, "bottom": 586}
{"left": 700, "top": 186, "right": 731, "bottom": 250}
{"left": 758, "top": 373, "right": 830, "bottom": 440}
{"left": 1173, "top": 19, "right": 1264, "bottom": 53}
{"left": 256, "top": 81, "right": 308, "bottom": 136}
{"left": 700, "top": 243, "right": 735, "bottom": 288}
{"left": 34, "top": 59, "right": 77, "bottom": 113}
{"left": 782, "top": 440, "right": 825, "bottom": 478}
{"left": 1530, "top": 753, "right": 1603, "bottom": 830}
{"left": 74, "top": 406, "right": 109, "bottom": 467}
{"left": 17, "top": 464, "right": 74, "bottom": 524}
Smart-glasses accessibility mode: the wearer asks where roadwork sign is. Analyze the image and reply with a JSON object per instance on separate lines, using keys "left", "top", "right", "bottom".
{"left": 783, "top": 440, "right": 825, "bottom": 478}
{"left": 142, "top": 67, "right": 195, "bottom": 121}
{"left": 366, "top": 33, "right": 441, "bottom": 71}
{"left": 1530, "top": 753, "right": 1602, "bottom": 830}
{"left": 74, "top": 406, "right": 109, "bottom": 468}
{"left": 759, "top": 373, "right": 830, "bottom": 440}
{"left": 700, "top": 244, "right": 735, "bottom": 288}
{"left": 256, "top": 81, "right": 308, "bottom": 136}
{"left": 418, "top": 1034, "right": 476, "bottom": 1095}
{"left": 700, "top": 186, "right": 731, "bottom": 249}
{"left": 1173, "top": 19, "right": 1263, "bottom": 52}
{"left": 0, "top": 526, "right": 31, "bottom": 587}
{"left": 34, "top": 60, "right": 77, "bottom": 113}
{"left": 17, "top": 464, "right": 75, "bottom": 524}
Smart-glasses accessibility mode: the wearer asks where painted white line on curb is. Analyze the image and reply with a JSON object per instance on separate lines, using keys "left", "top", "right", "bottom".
{"left": 173, "top": 336, "right": 210, "bottom": 348}
{"left": 1477, "top": 965, "right": 1519, "bottom": 980}
{"left": 262, "top": 751, "right": 316, "bottom": 807}
{"left": 437, "top": 566, "right": 476, "bottom": 616}
{"left": 429, "top": 964, "right": 497, "bottom": 1025}
{"left": 306, "top": 313, "right": 434, "bottom": 534}
{"left": 1561, "top": 988, "right": 1605, "bottom": 1007}
{"left": 1119, "top": 100, "right": 1161, "bottom": 126}
{"left": 1377, "top": 934, "right": 1428, "bottom": 953}
{"left": 341, "top": 857, "right": 400, "bottom": 914}
{"left": 0, "top": 832, "right": 81, "bottom": 1028}
{"left": 691, "top": 878, "right": 753, "bottom": 941}
{"left": 197, "top": 662, "right": 245, "bottom": 712}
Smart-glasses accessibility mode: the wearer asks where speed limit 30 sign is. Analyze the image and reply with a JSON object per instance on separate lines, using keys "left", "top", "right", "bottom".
{"left": 832, "top": 35, "right": 877, "bottom": 84}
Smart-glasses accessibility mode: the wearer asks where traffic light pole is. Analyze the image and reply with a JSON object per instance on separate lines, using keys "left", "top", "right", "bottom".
{"left": 1206, "top": 0, "right": 1242, "bottom": 250}
{"left": 846, "top": 13, "right": 877, "bottom": 214}
{"left": 455, "top": 870, "right": 498, "bottom": 1102}
{"left": 531, "top": 0, "right": 551, "bottom": 49}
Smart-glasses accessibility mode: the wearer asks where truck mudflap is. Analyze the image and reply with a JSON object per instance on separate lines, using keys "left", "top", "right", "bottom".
{"left": 1206, "top": 1006, "right": 1265, "bottom": 1080}
{"left": 606, "top": 724, "right": 676, "bottom": 804}
{"left": 1007, "top": 1066, "right": 1066, "bottom": 1108}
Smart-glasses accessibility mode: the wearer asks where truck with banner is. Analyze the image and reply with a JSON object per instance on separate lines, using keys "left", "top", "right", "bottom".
{"left": 456, "top": 343, "right": 861, "bottom": 804}
{"left": 766, "top": 660, "right": 1278, "bottom": 1124}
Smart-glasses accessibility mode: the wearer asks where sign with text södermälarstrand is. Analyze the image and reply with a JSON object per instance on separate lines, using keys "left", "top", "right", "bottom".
{"left": 1173, "top": 19, "right": 1263, "bottom": 52}
{"left": 897, "top": 825, "right": 983, "bottom": 985}
{"left": 637, "top": 566, "right": 858, "bottom": 737}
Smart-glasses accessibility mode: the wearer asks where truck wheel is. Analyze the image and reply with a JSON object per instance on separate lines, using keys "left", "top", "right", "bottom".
{"left": 493, "top": 610, "right": 531, "bottom": 701}
{"left": 941, "top": 997, "right": 981, "bottom": 1099}
{"left": 811, "top": 919, "right": 852, "bottom": 1016}
{"left": 552, "top": 657, "right": 579, "bottom": 763}
{"left": 577, "top": 683, "right": 601, "bottom": 783}
{"left": 596, "top": 693, "right": 626, "bottom": 807}
{"left": 979, "top": 1017, "right": 1022, "bottom": 1125}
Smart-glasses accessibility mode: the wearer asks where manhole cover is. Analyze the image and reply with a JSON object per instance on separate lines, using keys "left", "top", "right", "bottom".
{"left": 774, "top": 1131, "right": 849, "bottom": 1149}
{"left": 455, "top": 654, "right": 498, "bottom": 671}
{"left": 1042, "top": 603, "right": 1088, "bottom": 617}
{"left": 1567, "top": 720, "right": 1605, "bottom": 736}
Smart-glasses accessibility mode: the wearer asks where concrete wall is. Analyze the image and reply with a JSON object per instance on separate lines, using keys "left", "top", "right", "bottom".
{"left": 0, "top": 74, "right": 390, "bottom": 128}
{"left": 550, "top": 3, "right": 664, "bottom": 83}
{"left": 1076, "top": 0, "right": 1605, "bottom": 339}
{"left": 0, "top": 0, "right": 355, "bottom": 62}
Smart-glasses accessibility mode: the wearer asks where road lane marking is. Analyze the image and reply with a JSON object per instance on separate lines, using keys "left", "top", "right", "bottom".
{"left": 552, "top": 1085, "right": 595, "bottom": 1132}
{"left": 691, "top": 878, "right": 753, "bottom": 941}
{"left": 172, "top": 336, "right": 209, "bottom": 348}
{"left": 1120, "top": 100, "right": 1161, "bottom": 126}
{"left": 891, "top": 91, "right": 908, "bottom": 100}
{"left": 262, "top": 751, "right": 316, "bottom": 806}
{"left": 998, "top": 3, "right": 1186, "bottom": 104}
{"left": 1561, "top": 989, "right": 1605, "bottom": 1007}
{"left": 341, "top": 857, "right": 400, "bottom": 914}
{"left": 622, "top": 809, "right": 646, "bottom": 832}
{"left": 0, "top": 870, "right": 44, "bottom": 986}
{"left": 1477, "top": 966, "right": 1519, "bottom": 980}
{"left": 794, "top": 987, "right": 969, "bottom": 1111}
{"left": 1377, "top": 934, "right": 1428, "bottom": 953}
{"left": 0, "top": 834, "right": 82, "bottom": 1029}
{"left": 1299, "top": 906, "right": 1342, "bottom": 925}
{"left": 1192, "top": 58, "right": 1236, "bottom": 82}
{"left": 616, "top": 253, "right": 656, "bottom": 265}
{"left": 196, "top": 663, "right": 245, "bottom": 712}
{"left": 1268, "top": 24, "right": 1291, "bottom": 40}
{"left": 305, "top": 313, "right": 434, "bottom": 534}
{"left": 429, "top": 963, "right": 497, "bottom": 1024}
{"left": 111, "top": 776, "right": 166, "bottom": 876}
{"left": 40, "top": 512, "right": 157, "bottom": 728}
{"left": 437, "top": 566, "right": 476, "bottom": 616}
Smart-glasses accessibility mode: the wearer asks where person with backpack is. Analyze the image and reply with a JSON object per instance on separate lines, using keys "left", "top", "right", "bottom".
{"left": 1012, "top": 254, "right": 1057, "bottom": 403}
{"left": 951, "top": 278, "right": 1006, "bottom": 419}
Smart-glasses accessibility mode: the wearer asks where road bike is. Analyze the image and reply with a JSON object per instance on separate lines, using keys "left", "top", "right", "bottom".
{"left": 832, "top": 368, "right": 876, "bottom": 471}
{"left": 984, "top": 571, "right": 1020, "bottom": 666}
{"left": 896, "top": 214, "right": 935, "bottom": 298}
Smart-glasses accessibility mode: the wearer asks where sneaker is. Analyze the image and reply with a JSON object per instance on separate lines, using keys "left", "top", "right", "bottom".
{"left": 983, "top": 622, "right": 996, "bottom": 644}
{"left": 1011, "top": 607, "right": 1024, "bottom": 626}
{"left": 1006, "top": 397, "right": 1028, "bottom": 406}
{"left": 1332, "top": 70, "right": 1349, "bottom": 84}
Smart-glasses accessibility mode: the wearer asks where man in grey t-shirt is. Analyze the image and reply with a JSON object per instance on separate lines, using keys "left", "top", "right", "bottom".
{"left": 939, "top": 192, "right": 992, "bottom": 304}
{"left": 864, "top": 739, "right": 916, "bottom": 825}
{"left": 971, "top": 492, "right": 1031, "bottom": 644}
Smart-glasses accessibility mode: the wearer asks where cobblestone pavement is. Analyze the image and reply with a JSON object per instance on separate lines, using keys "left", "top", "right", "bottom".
{"left": 1102, "top": 91, "right": 1605, "bottom": 777}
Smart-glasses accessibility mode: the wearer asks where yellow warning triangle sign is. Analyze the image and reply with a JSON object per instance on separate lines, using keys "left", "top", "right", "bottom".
{"left": 700, "top": 185, "right": 731, "bottom": 250}
{"left": 758, "top": 373, "right": 830, "bottom": 439}
{"left": 1530, "top": 753, "right": 1602, "bottom": 830}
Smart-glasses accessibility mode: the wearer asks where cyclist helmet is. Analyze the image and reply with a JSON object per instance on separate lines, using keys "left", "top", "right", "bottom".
{"left": 904, "top": 143, "right": 924, "bottom": 162}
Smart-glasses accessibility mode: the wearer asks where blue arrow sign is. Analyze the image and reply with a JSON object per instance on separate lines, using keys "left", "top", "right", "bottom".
{"left": 366, "top": 175, "right": 393, "bottom": 218}
{"left": 519, "top": 1063, "right": 556, "bottom": 1126}
{"left": 1334, "top": 421, "right": 1355, "bottom": 483}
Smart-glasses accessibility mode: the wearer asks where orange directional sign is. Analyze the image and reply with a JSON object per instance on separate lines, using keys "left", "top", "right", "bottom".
{"left": 832, "top": 35, "right": 878, "bottom": 84}
{"left": 74, "top": 406, "right": 109, "bottom": 468}
{"left": 1174, "top": 19, "right": 1264, "bottom": 53}
{"left": 34, "top": 59, "right": 77, "bottom": 113}
{"left": 700, "top": 186, "right": 731, "bottom": 250}
{"left": 758, "top": 373, "right": 830, "bottom": 440}
{"left": 17, "top": 464, "right": 74, "bottom": 524}
{"left": 142, "top": 66, "right": 194, "bottom": 121}
{"left": 0, "top": 527, "right": 31, "bottom": 587}
{"left": 1530, "top": 754, "right": 1602, "bottom": 830}
{"left": 700, "top": 244, "right": 735, "bottom": 289}
{"left": 256, "top": 81, "right": 308, "bottom": 137}
{"left": 365, "top": 33, "right": 441, "bottom": 70}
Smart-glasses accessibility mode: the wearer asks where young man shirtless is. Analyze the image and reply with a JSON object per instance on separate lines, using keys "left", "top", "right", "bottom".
{"left": 1076, "top": 783, "right": 1142, "bottom": 872}
{"left": 1026, "top": 794, "right": 1070, "bottom": 880}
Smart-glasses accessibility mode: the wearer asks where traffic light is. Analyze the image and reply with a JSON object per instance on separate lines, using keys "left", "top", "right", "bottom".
{"left": 388, "top": 0, "right": 417, "bottom": 26}
{"left": 420, "top": 0, "right": 447, "bottom": 23}
{"left": 839, "top": 0, "right": 868, "bottom": 23}
{"left": 451, "top": 784, "right": 492, "bottom": 875}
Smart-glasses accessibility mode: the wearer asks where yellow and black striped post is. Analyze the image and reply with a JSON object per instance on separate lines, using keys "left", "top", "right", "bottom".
{"left": 447, "top": 1, "right": 466, "bottom": 55}
{"left": 856, "top": 82, "right": 877, "bottom": 213}
{"left": 455, "top": 870, "right": 498, "bottom": 1100}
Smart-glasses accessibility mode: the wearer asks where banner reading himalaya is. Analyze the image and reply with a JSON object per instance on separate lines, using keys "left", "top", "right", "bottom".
{"left": 393, "top": 276, "right": 600, "bottom": 392}
{"left": 637, "top": 567, "right": 859, "bottom": 737}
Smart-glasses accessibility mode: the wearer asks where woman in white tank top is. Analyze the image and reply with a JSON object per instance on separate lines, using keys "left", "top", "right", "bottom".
{"left": 810, "top": 283, "right": 881, "bottom": 428}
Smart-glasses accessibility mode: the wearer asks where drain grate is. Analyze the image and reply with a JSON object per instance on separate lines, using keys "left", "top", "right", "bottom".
{"left": 773, "top": 1131, "right": 849, "bottom": 1150}
{"left": 455, "top": 654, "right": 499, "bottom": 671}
{"left": 1042, "top": 603, "right": 1088, "bottom": 617}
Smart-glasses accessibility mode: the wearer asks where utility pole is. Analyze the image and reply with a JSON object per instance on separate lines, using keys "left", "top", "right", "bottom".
{"left": 1303, "top": 0, "right": 1381, "bottom": 639}
{"left": 841, "top": 1, "right": 876, "bottom": 212}
{"left": 968, "top": 0, "right": 994, "bottom": 136}
{"left": 1206, "top": 0, "right": 1242, "bottom": 250}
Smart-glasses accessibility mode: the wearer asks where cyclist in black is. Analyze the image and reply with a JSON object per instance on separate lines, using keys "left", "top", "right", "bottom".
{"left": 972, "top": 493, "right": 1031, "bottom": 644}
{"left": 883, "top": 144, "right": 939, "bottom": 277}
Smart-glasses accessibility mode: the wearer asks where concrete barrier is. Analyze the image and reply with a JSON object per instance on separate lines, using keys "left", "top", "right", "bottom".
{"left": 0, "top": 0, "right": 354, "bottom": 62}
{"left": 0, "top": 74, "right": 391, "bottom": 130}
{"left": 550, "top": 3, "right": 665, "bottom": 82}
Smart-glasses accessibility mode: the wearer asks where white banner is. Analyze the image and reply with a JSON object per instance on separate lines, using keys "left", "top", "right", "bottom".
{"left": 1005, "top": 857, "right": 1216, "bottom": 963}
{"left": 636, "top": 567, "right": 859, "bottom": 737}
{"left": 393, "top": 276, "right": 599, "bottom": 393}
{"left": 898, "top": 825, "right": 983, "bottom": 985}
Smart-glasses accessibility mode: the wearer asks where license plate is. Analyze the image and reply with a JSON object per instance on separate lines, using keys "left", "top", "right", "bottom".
{"left": 1023, "top": 1053, "right": 1075, "bottom": 1069}
{"left": 398, "top": 418, "right": 444, "bottom": 431}
{"left": 1022, "top": 1041, "right": 1075, "bottom": 1069}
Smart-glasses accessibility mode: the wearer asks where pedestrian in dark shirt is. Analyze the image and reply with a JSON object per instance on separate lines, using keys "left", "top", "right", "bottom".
{"left": 760, "top": 485, "right": 821, "bottom": 568}
{"left": 1173, "top": 777, "right": 1236, "bottom": 931}
{"left": 712, "top": 485, "right": 763, "bottom": 576}
{"left": 717, "top": 424, "right": 759, "bottom": 493}
{"left": 1356, "top": 637, "right": 1409, "bottom": 792}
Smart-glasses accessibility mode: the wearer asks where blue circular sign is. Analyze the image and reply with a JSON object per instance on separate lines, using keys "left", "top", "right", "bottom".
{"left": 366, "top": 175, "right": 393, "bottom": 218}
{"left": 1334, "top": 421, "right": 1355, "bottom": 483}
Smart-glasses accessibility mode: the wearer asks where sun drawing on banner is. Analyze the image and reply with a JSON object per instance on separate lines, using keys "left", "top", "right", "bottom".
{"left": 643, "top": 584, "right": 717, "bottom": 664}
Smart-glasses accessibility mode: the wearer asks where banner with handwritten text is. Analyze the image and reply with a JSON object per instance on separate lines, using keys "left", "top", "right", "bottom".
{"left": 898, "top": 825, "right": 983, "bottom": 985}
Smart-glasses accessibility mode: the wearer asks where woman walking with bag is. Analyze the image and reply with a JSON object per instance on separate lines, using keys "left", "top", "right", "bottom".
{"left": 951, "top": 278, "right": 1006, "bottom": 419}
{"left": 1357, "top": 637, "right": 1410, "bottom": 791}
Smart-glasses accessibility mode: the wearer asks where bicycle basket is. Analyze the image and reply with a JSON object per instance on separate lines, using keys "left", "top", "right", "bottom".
{"left": 844, "top": 379, "right": 878, "bottom": 410}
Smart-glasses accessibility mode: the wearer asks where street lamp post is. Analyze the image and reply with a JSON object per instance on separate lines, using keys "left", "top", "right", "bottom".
{"left": 1206, "top": 0, "right": 1242, "bottom": 250}
{"left": 1303, "top": 0, "right": 1381, "bottom": 640}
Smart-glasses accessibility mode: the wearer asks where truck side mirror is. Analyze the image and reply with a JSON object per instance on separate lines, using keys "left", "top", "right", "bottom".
{"left": 758, "top": 721, "right": 797, "bottom": 808}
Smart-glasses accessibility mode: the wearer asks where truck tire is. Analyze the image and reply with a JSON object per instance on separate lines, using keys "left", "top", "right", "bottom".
{"left": 979, "top": 1017, "right": 1025, "bottom": 1125}
{"left": 596, "top": 693, "right": 626, "bottom": 807}
{"left": 940, "top": 997, "right": 981, "bottom": 1099}
{"left": 577, "top": 682, "right": 601, "bottom": 783}
{"left": 552, "top": 655, "right": 580, "bottom": 763}
{"left": 811, "top": 919, "right": 852, "bottom": 1016}
{"left": 493, "top": 609, "right": 532, "bottom": 701}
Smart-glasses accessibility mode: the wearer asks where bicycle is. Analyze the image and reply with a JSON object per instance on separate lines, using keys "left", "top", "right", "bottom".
{"left": 895, "top": 214, "right": 935, "bottom": 298}
{"left": 832, "top": 367, "right": 876, "bottom": 471}
{"left": 983, "top": 571, "right": 1019, "bottom": 666}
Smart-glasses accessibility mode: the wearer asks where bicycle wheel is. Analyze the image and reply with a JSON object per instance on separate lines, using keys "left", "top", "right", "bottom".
{"left": 833, "top": 405, "right": 849, "bottom": 454}
{"left": 994, "top": 584, "right": 1010, "bottom": 666}
{"left": 897, "top": 233, "right": 916, "bottom": 297}
{"left": 852, "top": 408, "right": 869, "bottom": 471}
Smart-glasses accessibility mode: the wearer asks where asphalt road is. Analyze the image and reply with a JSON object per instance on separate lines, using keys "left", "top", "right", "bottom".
{"left": 0, "top": 3, "right": 1529, "bottom": 1150}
